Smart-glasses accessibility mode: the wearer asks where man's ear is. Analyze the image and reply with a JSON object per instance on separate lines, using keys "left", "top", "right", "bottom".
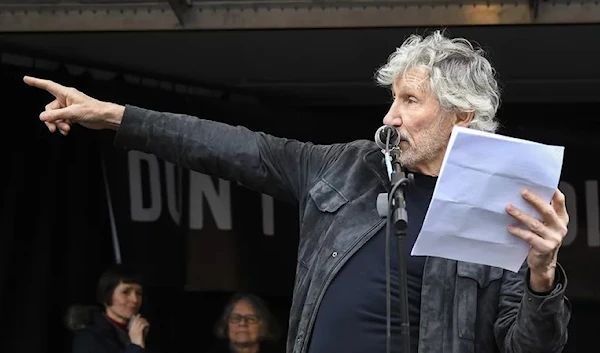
{"left": 454, "top": 111, "right": 474, "bottom": 127}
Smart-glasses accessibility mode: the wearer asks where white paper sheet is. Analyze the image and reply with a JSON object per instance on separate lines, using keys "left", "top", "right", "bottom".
{"left": 410, "top": 126, "right": 565, "bottom": 272}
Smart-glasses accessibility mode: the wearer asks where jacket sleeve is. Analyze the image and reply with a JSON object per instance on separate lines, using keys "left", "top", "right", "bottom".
{"left": 71, "top": 330, "right": 145, "bottom": 353}
{"left": 71, "top": 331, "right": 105, "bottom": 353}
{"left": 122, "top": 344, "right": 146, "bottom": 353}
{"left": 113, "top": 105, "right": 348, "bottom": 204}
{"left": 493, "top": 262, "right": 571, "bottom": 353}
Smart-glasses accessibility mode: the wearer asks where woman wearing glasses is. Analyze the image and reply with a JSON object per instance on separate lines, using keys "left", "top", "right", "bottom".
{"left": 208, "top": 293, "right": 281, "bottom": 353}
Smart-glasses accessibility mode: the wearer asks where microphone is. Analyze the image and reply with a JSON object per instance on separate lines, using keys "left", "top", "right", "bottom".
{"left": 374, "top": 125, "right": 402, "bottom": 182}
{"left": 374, "top": 125, "right": 400, "bottom": 151}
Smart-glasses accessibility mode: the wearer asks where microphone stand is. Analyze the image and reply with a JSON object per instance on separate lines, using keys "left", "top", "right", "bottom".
{"left": 378, "top": 148, "right": 412, "bottom": 353}
{"left": 388, "top": 149, "right": 412, "bottom": 353}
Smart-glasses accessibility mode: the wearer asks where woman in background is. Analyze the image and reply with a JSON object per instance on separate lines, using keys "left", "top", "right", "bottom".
{"left": 208, "top": 293, "right": 281, "bottom": 353}
{"left": 66, "top": 264, "right": 150, "bottom": 353}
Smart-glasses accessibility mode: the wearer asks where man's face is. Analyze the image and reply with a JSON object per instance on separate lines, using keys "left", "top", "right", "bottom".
{"left": 382, "top": 68, "right": 463, "bottom": 176}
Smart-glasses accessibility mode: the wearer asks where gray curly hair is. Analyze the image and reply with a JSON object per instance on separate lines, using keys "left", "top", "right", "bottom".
{"left": 375, "top": 30, "right": 501, "bottom": 133}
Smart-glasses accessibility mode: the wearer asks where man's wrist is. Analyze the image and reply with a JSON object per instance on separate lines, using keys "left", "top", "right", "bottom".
{"left": 102, "top": 102, "right": 125, "bottom": 130}
{"left": 529, "top": 267, "right": 556, "bottom": 293}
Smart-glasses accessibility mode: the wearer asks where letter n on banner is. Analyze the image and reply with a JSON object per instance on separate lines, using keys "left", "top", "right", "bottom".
{"left": 186, "top": 171, "right": 238, "bottom": 291}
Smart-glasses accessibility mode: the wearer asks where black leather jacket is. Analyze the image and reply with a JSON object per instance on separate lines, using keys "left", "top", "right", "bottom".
{"left": 115, "top": 105, "right": 571, "bottom": 353}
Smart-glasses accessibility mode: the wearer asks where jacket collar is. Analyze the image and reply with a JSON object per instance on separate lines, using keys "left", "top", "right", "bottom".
{"left": 363, "top": 146, "right": 391, "bottom": 190}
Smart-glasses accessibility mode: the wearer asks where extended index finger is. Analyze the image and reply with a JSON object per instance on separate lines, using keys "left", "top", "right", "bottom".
{"left": 23, "top": 76, "right": 68, "bottom": 97}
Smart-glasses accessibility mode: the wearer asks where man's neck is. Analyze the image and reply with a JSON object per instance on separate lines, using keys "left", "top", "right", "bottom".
{"left": 411, "top": 156, "right": 443, "bottom": 177}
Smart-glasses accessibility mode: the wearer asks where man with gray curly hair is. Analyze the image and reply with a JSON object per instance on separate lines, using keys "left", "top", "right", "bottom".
{"left": 24, "top": 30, "right": 570, "bottom": 353}
{"left": 375, "top": 31, "right": 502, "bottom": 174}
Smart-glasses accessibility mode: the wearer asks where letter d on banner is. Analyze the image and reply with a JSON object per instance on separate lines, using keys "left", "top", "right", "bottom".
{"left": 128, "top": 151, "right": 162, "bottom": 222}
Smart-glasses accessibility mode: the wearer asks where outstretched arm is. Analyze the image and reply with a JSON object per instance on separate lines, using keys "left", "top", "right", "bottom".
{"left": 24, "top": 76, "right": 347, "bottom": 203}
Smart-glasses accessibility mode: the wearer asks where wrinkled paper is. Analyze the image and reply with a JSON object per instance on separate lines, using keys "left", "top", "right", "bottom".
{"left": 411, "top": 126, "right": 564, "bottom": 272}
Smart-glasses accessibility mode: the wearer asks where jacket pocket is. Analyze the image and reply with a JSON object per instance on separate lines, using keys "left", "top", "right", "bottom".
{"left": 298, "top": 178, "right": 349, "bottom": 267}
{"left": 308, "top": 178, "right": 349, "bottom": 213}
{"left": 456, "top": 262, "right": 504, "bottom": 340}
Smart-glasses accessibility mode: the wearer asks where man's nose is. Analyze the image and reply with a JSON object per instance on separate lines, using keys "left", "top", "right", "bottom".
{"left": 383, "top": 107, "right": 402, "bottom": 127}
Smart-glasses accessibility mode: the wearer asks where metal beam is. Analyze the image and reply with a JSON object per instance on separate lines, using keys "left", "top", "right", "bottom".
{"left": 167, "top": 0, "right": 192, "bottom": 27}
{"left": 1, "top": 1, "right": 600, "bottom": 32}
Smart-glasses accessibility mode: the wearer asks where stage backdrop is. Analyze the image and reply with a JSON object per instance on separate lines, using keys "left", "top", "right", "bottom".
{"left": 2, "top": 49, "right": 599, "bottom": 353}
{"left": 6, "top": 49, "right": 600, "bottom": 301}
{"left": 104, "top": 142, "right": 600, "bottom": 300}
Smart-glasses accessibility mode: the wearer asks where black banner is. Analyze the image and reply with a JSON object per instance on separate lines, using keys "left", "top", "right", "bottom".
{"left": 99, "top": 146, "right": 300, "bottom": 296}
{"left": 102, "top": 145, "right": 600, "bottom": 301}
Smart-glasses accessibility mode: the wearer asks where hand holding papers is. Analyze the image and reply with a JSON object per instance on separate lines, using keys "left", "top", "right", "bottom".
{"left": 411, "top": 126, "right": 565, "bottom": 272}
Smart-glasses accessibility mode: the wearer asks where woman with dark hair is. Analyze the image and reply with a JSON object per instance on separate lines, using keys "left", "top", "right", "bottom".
{"left": 208, "top": 293, "right": 281, "bottom": 353}
{"left": 65, "top": 264, "right": 151, "bottom": 353}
